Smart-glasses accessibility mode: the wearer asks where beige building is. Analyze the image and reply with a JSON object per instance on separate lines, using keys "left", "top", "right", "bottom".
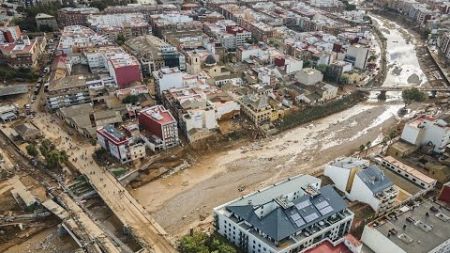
{"left": 239, "top": 94, "right": 273, "bottom": 126}
{"left": 295, "top": 68, "right": 324, "bottom": 86}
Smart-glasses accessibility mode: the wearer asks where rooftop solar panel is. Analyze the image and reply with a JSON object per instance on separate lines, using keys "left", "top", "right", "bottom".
{"left": 290, "top": 213, "right": 301, "bottom": 221}
{"left": 304, "top": 212, "right": 319, "bottom": 223}
{"left": 295, "top": 200, "right": 311, "bottom": 210}
{"left": 315, "top": 200, "right": 329, "bottom": 210}
{"left": 319, "top": 206, "right": 334, "bottom": 215}
{"left": 295, "top": 219, "right": 305, "bottom": 227}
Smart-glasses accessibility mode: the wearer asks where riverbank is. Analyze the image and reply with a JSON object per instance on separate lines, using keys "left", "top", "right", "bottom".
{"left": 131, "top": 10, "right": 431, "bottom": 239}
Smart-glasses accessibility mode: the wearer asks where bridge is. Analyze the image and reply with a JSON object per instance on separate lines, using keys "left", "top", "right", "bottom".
{"left": 358, "top": 86, "right": 450, "bottom": 92}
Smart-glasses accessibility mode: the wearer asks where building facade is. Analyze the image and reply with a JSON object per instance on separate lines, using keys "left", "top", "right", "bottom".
{"left": 138, "top": 105, "right": 179, "bottom": 150}
{"left": 214, "top": 175, "right": 354, "bottom": 253}
{"left": 57, "top": 7, "right": 100, "bottom": 27}
{"left": 400, "top": 115, "right": 450, "bottom": 153}
{"left": 325, "top": 157, "right": 398, "bottom": 214}
{"left": 97, "top": 124, "right": 146, "bottom": 164}
{"left": 153, "top": 67, "right": 184, "bottom": 96}
{"left": 362, "top": 200, "right": 450, "bottom": 253}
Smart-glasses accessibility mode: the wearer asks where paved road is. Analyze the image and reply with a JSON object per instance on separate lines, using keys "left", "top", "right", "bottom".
{"left": 32, "top": 114, "right": 176, "bottom": 252}
{"left": 68, "top": 149, "right": 177, "bottom": 253}
{"left": 57, "top": 193, "right": 123, "bottom": 253}
{"left": 0, "top": 129, "right": 122, "bottom": 253}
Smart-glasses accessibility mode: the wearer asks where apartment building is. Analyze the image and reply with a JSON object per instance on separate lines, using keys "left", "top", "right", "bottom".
{"left": 84, "top": 46, "right": 142, "bottom": 88}
{"left": 138, "top": 105, "right": 179, "bottom": 150}
{"left": 97, "top": 124, "right": 146, "bottom": 164}
{"left": 325, "top": 157, "right": 398, "bottom": 214}
{"left": 400, "top": 115, "right": 450, "bottom": 153}
{"left": 0, "top": 35, "right": 46, "bottom": 69}
{"left": 0, "top": 26, "right": 21, "bottom": 43}
{"left": 204, "top": 20, "right": 252, "bottom": 49}
{"left": 125, "top": 35, "right": 181, "bottom": 76}
{"left": 162, "top": 88, "right": 218, "bottom": 142}
{"left": 57, "top": 7, "right": 100, "bottom": 27}
{"left": 362, "top": 200, "right": 450, "bottom": 253}
{"left": 374, "top": 156, "right": 437, "bottom": 190}
{"left": 149, "top": 13, "right": 202, "bottom": 38}
{"left": 57, "top": 26, "right": 111, "bottom": 55}
{"left": 239, "top": 94, "right": 273, "bottom": 126}
{"left": 87, "top": 13, "right": 150, "bottom": 41}
{"left": 437, "top": 32, "right": 450, "bottom": 60}
{"left": 214, "top": 174, "right": 354, "bottom": 253}
{"left": 153, "top": 67, "right": 184, "bottom": 96}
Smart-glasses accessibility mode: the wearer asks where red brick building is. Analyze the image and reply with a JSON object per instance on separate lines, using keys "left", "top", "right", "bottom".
{"left": 138, "top": 105, "right": 179, "bottom": 149}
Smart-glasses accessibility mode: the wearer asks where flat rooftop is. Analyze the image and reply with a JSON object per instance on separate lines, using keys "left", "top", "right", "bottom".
{"left": 48, "top": 75, "right": 88, "bottom": 92}
{"left": 383, "top": 156, "right": 437, "bottom": 186}
{"left": 0, "top": 84, "right": 28, "bottom": 97}
{"left": 371, "top": 200, "right": 450, "bottom": 253}
{"left": 140, "top": 105, "right": 176, "bottom": 125}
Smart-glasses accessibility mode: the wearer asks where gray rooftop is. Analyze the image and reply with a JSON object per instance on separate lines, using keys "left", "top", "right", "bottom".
{"left": 373, "top": 200, "right": 450, "bottom": 253}
{"left": 358, "top": 165, "right": 393, "bottom": 194}
{"left": 0, "top": 84, "right": 28, "bottom": 97}
{"left": 226, "top": 184, "right": 348, "bottom": 241}
{"left": 329, "top": 157, "right": 369, "bottom": 170}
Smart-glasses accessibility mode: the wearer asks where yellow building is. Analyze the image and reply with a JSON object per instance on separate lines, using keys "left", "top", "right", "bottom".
{"left": 239, "top": 94, "right": 273, "bottom": 126}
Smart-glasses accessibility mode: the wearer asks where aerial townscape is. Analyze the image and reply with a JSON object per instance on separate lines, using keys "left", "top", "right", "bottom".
{"left": 0, "top": 0, "right": 449, "bottom": 252}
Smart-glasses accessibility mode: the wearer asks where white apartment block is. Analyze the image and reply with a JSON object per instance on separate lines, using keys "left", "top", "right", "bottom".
{"left": 213, "top": 175, "right": 354, "bottom": 253}
{"left": 163, "top": 88, "right": 218, "bottom": 142}
{"left": 57, "top": 25, "right": 111, "bottom": 54}
{"left": 153, "top": 67, "right": 184, "bottom": 96}
{"left": 374, "top": 156, "right": 437, "bottom": 190}
{"left": 325, "top": 157, "right": 398, "bottom": 214}
{"left": 345, "top": 44, "right": 369, "bottom": 70}
{"left": 400, "top": 115, "right": 450, "bottom": 153}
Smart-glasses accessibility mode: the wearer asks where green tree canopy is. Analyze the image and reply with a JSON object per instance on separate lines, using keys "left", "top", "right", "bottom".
{"left": 26, "top": 144, "right": 39, "bottom": 157}
{"left": 179, "top": 232, "right": 209, "bottom": 253}
{"left": 402, "top": 88, "right": 426, "bottom": 105}
{"left": 116, "top": 33, "right": 126, "bottom": 46}
{"left": 122, "top": 94, "right": 139, "bottom": 104}
{"left": 179, "top": 232, "right": 237, "bottom": 253}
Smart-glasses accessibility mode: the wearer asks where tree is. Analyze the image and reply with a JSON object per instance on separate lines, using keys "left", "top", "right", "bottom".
{"left": 402, "top": 88, "right": 426, "bottom": 105}
{"left": 179, "top": 232, "right": 237, "bottom": 253}
{"left": 179, "top": 232, "right": 209, "bottom": 253}
{"left": 316, "top": 64, "right": 328, "bottom": 74}
{"left": 38, "top": 24, "right": 54, "bottom": 32}
{"left": 359, "top": 144, "right": 365, "bottom": 153}
{"left": 26, "top": 144, "right": 39, "bottom": 157}
{"left": 45, "top": 150, "right": 68, "bottom": 169}
{"left": 338, "top": 76, "right": 349, "bottom": 85}
{"left": 39, "top": 139, "right": 55, "bottom": 157}
{"left": 116, "top": 33, "right": 126, "bottom": 46}
{"left": 210, "top": 238, "right": 236, "bottom": 253}
{"left": 122, "top": 94, "right": 139, "bottom": 104}
{"left": 303, "top": 60, "right": 312, "bottom": 68}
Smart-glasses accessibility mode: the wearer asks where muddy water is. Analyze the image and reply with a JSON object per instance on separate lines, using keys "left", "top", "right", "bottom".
{"left": 369, "top": 14, "right": 427, "bottom": 102}
{"left": 134, "top": 15, "right": 427, "bottom": 235}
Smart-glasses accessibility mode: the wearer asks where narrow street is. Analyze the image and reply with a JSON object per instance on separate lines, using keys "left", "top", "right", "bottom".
{"left": 32, "top": 113, "right": 178, "bottom": 253}
{"left": 0, "top": 127, "right": 121, "bottom": 253}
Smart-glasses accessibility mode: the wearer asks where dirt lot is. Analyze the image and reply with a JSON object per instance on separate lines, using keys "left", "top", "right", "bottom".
{"left": 3, "top": 226, "right": 78, "bottom": 253}
{"left": 132, "top": 102, "right": 404, "bottom": 237}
